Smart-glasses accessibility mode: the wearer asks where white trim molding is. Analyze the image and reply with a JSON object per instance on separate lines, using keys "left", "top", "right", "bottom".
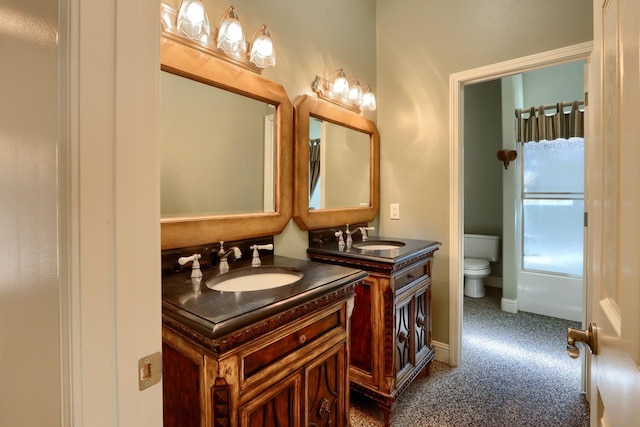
{"left": 449, "top": 41, "right": 593, "bottom": 367}
{"left": 501, "top": 298, "right": 519, "bottom": 314}
{"left": 432, "top": 340, "right": 450, "bottom": 365}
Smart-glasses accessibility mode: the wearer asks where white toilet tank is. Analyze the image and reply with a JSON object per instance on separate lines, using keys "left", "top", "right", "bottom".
{"left": 464, "top": 234, "right": 500, "bottom": 262}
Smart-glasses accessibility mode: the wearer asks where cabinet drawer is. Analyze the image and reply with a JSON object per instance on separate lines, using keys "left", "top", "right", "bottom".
{"left": 394, "top": 261, "right": 428, "bottom": 292}
{"left": 243, "top": 310, "right": 342, "bottom": 379}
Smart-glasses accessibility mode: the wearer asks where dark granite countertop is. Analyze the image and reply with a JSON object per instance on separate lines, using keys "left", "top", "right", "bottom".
{"left": 307, "top": 235, "right": 442, "bottom": 265}
{"left": 162, "top": 255, "right": 367, "bottom": 340}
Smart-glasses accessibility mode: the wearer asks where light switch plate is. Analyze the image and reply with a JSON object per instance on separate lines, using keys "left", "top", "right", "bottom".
{"left": 390, "top": 203, "right": 400, "bottom": 220}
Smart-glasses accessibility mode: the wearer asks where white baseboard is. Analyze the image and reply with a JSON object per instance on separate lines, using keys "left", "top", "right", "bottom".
{"left": 501, "top": 297, "right": 518, "bottom": 314}
{"left": 432, "top": 340, "right": 449, "bottom": 364}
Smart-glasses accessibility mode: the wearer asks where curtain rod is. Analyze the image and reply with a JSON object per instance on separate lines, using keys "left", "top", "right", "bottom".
{"left": 515, "top": 100, "right": 584, "bottom": 117}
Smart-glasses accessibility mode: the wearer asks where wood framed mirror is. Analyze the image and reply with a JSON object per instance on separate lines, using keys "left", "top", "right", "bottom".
{"left": 160, "top": 37, "right": 293, "bottom": 250}
{"left": 293, "top": 95, "right": 379, "bottom": 230}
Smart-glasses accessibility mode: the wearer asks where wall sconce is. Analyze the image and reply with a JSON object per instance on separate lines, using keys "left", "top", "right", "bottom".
{"left": 312, "top": 68, "right": 376, "bottom": 113}
{"left": 160, "top": 2, "right": 276, "bottom": 73}
{"left": 497, "top": 149, "right": 517, "bottom": 170}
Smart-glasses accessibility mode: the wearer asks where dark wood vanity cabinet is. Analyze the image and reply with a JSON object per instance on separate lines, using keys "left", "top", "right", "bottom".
{"left": 162, "top": 291, "right": 354, "bottom": 427}
{"left": 308, "top": 243, "right": 439, "bottom": 426}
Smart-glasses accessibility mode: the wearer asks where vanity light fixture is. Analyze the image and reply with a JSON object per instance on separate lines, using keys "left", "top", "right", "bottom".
{"left": 249, "top": 25, "right": 276, "bottom": 68}
{"left": 216, "top": 6, "right": 246, "bottom": 57}
{"left": 176, "top": 0, "right": 210, "bottom": 41}
{"left": 161, "top": 2, "right": 277, "bottom": 73}
{"left": 312, "top": 68, "right": 376, "bottom": 112}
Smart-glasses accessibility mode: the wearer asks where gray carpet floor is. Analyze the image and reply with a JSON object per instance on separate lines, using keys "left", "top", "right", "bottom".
{"left": 350, "top": 286, "right": 590, "bottom": 426}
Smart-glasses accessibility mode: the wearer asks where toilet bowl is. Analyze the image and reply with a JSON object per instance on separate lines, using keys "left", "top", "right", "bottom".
{"left": 463, "top": 258, "right": 491, "bottom": 297}
{"left": 463, "top": 234, "right": 500, "bottom": 298}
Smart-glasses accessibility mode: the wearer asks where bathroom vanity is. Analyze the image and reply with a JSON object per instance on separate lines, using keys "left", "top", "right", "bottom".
{"left": 307, "top": 233, "right": 441, "bottom": 426}
{"left": 161, "top": 254, "right": 366, "bottom": 427}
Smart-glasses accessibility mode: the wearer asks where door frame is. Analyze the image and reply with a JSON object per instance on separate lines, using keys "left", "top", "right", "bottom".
{"left": 448, "top": 41, "right": 593, "bottom": 367}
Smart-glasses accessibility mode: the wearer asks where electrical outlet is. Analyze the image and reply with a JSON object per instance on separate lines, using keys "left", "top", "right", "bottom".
{"left": 390, "top": 203, "right": 400, "bottom": 220}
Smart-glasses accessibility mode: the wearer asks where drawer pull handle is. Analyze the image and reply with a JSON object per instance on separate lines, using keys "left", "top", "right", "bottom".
{"left": 416, "top": 315, "right": 425, "bottom": 328}
{"left": 318, "top": 398, "right": 331, "bottom": 417}
{"left": 298, "top": 334, "right": 307, "bottom": 344}
{"left": 406, "top": 274, "right": 415, "bottom": 280}
{"left": 398, "top": 331, "right": 408, "bottom": 344}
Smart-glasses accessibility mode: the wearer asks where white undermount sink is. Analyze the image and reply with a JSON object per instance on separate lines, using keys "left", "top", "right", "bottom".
{"left": 206, "top": 266, "right": 304, "bottom": 292}
{"left": 352, "top": 240, "right": 406, "bottom": 251}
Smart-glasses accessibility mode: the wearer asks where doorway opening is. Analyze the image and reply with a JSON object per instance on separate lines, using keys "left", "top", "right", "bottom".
{"left": 448, "top": 41, "right": 592, "bottom": 368}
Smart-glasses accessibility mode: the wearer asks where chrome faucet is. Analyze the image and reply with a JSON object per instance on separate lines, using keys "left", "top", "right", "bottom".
{"left": 357, "top": 226, "right": 375, "bottom": 241}
{"left": 219, "top": 246, "right": 241, "bottom": 273}
{"left": 345, "top": 224, "right": 355, "bottom": 248}
{"left": 251, "top": 244, "right": 274, "bottom": 267}
{"left": 178, "top": 254, "right": 202, "bottom": 278}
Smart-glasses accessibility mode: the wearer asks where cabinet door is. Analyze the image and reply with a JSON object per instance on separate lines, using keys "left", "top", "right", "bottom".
{"left": 413, "top": 281, "right": 432, "bottom": 365}
{"left": 239, "top": 372, "right": 302, "bottom": 427}
{"left": 395, "top": 297, "right": 413, "bottom": 381}
{"left": 305, "top": 343, "right": 348, "bottom": 427}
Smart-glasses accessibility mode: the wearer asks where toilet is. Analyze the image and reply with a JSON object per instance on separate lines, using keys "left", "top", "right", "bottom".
{"left": 463, "top": 234, "right": 500, "bottom": 298}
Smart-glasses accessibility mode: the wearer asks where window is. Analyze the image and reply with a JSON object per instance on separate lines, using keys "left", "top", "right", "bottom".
{"left": 521, "top": 137, "right": 584, "bottom": 277}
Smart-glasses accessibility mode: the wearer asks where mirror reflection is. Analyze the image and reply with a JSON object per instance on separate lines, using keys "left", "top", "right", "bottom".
{"left": 160, "top": 70, "right": 276, "bottom": 218}
{"left": 308, "top": 117, "right": 370, "bottom": 210}
{"left": 293, "top": 95, "right": 379, "bottom": 231}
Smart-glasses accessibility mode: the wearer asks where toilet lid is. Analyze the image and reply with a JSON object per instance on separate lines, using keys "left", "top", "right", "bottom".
{"left": 464, "top": 258, "right": 490, "bottom": 270}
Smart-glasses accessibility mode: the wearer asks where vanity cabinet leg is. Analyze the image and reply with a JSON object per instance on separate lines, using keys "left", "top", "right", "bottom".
{"left": 377, "top": 403, "right": 391, "bottom": 427}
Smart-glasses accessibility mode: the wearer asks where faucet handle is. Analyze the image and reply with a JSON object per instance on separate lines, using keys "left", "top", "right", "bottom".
{"left": 251, "top": 244, "right": 274, "bottom": 267}
{"left": 358, "top": 226, "right": 375, "bottom": 241}
{"left": 178, "top": 254, "right": 202, "bottom": 279}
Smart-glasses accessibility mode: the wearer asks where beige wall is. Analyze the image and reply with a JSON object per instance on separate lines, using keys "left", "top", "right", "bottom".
{"left": 376, "top": 0, "right": 592, "bottom": 343}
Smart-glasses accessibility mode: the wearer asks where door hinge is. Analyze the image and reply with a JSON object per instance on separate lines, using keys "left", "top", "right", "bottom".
{"left": 584, "top": 212, "right": 588, "bottom": 227}
{"left": 584, "top": 91, "right": 588, "bottom": 107}
{"left": 138, "top": 352, "right": 162, "bottom": 391}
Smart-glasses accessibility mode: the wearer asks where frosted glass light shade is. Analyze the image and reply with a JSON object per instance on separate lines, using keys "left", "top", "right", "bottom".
{"left": 329, "top": 69, "right": 349, "bottom": 99}
{"left": 347, "top": 78, "right": 363, "bottom": 106}
{"left": 360, "top": 89, "right": 376, "bottom": 111}
{"left": 217, "top": 6, "right": 246, "bottom": 56}
{"left": 250, "top": 25, "right": 276, "bottom": 68}
{"left": 176, "top": 0, "right": 210, "bottom": 40}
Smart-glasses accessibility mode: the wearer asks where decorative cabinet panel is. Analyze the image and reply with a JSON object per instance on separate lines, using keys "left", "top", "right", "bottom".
{"left": 162, "top": 287, "right": 356, "bottom": 427}
{"left": 308, "top": 241, "right": 440, "bottom": 427}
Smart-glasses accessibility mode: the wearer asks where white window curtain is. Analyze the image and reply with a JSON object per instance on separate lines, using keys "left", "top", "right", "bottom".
{"left": 515, "top": 100, "right": 584, "bottom": 143}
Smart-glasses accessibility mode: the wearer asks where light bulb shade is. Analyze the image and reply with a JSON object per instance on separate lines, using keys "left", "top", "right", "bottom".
{"left": 347, "top": 79, "right": 363, "bottom": 106}
{"left": 176, "top": 0, "right": 210, "bottom": 40}
{"left": 250, "top": 25, "right": 276, "bottom": 68}
{"left": 360, "top": 87, "right": 376, "bottom": 111}
{"left": 329, "top": 69, "right": 349, "bottom": 99}
{"left": 217, "top": 6, "right": 246, "bottom": 56}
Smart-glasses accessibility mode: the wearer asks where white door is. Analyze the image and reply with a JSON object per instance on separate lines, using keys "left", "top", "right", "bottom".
{"left": 587, "top": 0, "right": 640, "bottom": 424}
